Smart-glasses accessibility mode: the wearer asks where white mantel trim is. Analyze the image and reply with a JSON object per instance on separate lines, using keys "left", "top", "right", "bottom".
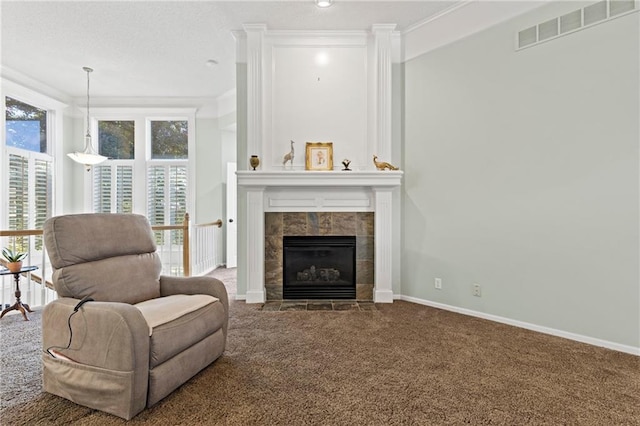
{"left": 237, "top": 170, "right": 403, "bottom": 188}
{"left": 238, "top": 170, "right": 403, "bottom": 304}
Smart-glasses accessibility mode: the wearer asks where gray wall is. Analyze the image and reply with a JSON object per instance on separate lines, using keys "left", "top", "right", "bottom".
{"left": 402, "top": 4, "right": 639, "bottom": 348}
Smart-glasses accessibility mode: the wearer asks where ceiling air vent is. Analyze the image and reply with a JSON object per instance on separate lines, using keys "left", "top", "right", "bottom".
{"left": 516, "top": 0, "right": 638, "bottom": 50}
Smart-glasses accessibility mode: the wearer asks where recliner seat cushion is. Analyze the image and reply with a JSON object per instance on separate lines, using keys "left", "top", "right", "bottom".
{"left": 147, "top": 300, "right": 227, "bottom": 368}
{"left": 135, "top": 294, "right": 218, "bottom": 336}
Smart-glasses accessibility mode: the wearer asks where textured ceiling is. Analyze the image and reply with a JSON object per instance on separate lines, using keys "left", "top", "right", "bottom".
{"left": 1, "top": 1, "right": 457, "bottom": 99}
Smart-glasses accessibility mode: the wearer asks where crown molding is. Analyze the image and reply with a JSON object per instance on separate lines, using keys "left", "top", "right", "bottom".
{"left": 402, "top": 0, "right": 550, "bottom": 61}
{"left": 1, "top": 66, "right": 71, "bottom": 107}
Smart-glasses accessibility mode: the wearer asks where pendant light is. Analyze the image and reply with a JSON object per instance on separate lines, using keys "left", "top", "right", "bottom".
{"left": 67, "top": 66, "right": 107, "bottom": 171}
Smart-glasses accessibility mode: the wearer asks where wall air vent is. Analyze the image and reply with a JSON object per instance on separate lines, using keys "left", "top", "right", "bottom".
{"left": 538, "top": 18, "right": 559, "bottom": 41}
{"left": 610, "top": 0, "right": 636, "bottom": 16}
{"left": 518, "top": 26, "right": 537, "bottom": 48}
{"left": 560, "top": 10, "right": 582, "bottom": 33}
{"left": 584, "top": 1, "right": 608, "bottom": 25}
{"left": 516, "top": 0, "right": 638, "bottom": 50}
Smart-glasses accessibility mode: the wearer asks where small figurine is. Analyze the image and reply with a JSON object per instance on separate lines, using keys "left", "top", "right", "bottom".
{"left": 342, "top": 159, "right": 351, "bottom": 171}
{"left": 373, "top": 155, "right": 399, "bottom": 171}
{"left": 283, "top": 140, "right": 295, "bottom": 168}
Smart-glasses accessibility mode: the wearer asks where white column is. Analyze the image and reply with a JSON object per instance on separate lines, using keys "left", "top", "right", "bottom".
{"left": 244, "top": 24, "right": 267, "bottom": 160}
{"left": 373, "top": 187, "right": 394, "bottom": 303}
{"left": 245, "top": 187, "right": 266, "bottom": 303}
{"left": 371, "top": 24, "right": 397, "bottom": 162}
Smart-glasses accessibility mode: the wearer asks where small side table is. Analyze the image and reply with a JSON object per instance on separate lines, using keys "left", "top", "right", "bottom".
{"left": 0, "top": 265, "right": 38, "bottom": 321}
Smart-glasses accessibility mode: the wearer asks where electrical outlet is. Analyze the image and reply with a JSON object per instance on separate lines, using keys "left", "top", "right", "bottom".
{"left": 472, "top": 284, "right": 482, "bottom": 297}
{"left": 434, "top": 278, "right": 442, "bottom": 290}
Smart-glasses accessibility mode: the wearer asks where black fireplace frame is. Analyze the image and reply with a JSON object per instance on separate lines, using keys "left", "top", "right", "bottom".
{"left": 283, "top": 235, "right": 356, "bottom": 299}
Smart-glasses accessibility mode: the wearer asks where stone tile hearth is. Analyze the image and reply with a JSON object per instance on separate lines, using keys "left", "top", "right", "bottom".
{"left": 261, "top": 300, "right": 377, "bottom": 311}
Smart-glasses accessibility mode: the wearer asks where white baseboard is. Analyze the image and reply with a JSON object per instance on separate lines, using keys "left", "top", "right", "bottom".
{"left": 399, "top": 295, "right": 640, "bottom": 356}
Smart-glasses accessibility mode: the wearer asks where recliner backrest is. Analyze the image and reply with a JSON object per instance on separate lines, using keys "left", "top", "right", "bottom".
{"left": 44, "top": 213, "right": 162, "bottom": 304}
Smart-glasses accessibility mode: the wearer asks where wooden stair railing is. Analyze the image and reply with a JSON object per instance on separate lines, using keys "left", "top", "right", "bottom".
{"left": 0, "top": 213, "right": 223, "bottom": 287}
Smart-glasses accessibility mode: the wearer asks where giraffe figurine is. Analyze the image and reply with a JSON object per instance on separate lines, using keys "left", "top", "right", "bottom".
{"left": 283, "top": 140, "right": 295, "bottom": 168}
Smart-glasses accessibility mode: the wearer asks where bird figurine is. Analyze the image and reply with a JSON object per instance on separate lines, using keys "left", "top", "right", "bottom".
{"left": 373, "top": 155, "right": 399, "bottom": 171}
{"left": 283, "top": 140, "right": 295, "bottom": 168}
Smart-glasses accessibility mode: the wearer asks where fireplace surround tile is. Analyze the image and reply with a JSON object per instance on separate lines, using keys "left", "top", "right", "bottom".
{"left": 283, "top": 212, "right": 307, "bottom": 235}
{"left": 265, "top": 213, "right": 283, "bottom": 236}
{"left": 332, "top": 212, "right": 357, "bottom": 235}
{"left": 307, "top": 212, "right": 332, "bottom": 235}
{"left": 356, "top": 212, "right": 374, "bottom": 236}
{"left": 265, "top": 212, "right": 374, "bottom": 301}
{"left": 356, "top": 236, "right": 374, "bottom": 261}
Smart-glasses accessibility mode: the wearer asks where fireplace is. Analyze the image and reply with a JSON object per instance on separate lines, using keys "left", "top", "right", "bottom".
{"left": 283, "top": 236, "right": 356, "bottom": 299}
{"left": 237, "top": 170, "right": 402, "bottom": 303}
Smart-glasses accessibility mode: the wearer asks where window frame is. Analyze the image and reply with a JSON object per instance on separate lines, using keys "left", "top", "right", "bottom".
{"left": 1, "top": 80, "right": 67, "bottom": 231}
{"left": 84, "top": 107, "right": 196, "bottom": 223}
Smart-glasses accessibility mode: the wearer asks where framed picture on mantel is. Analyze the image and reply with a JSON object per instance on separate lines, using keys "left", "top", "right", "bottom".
{"left": 305, "top": 142, "right": 333, "bottom": 171}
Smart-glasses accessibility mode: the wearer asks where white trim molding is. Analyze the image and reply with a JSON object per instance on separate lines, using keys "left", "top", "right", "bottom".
{"left": 401, "top": 295, "right": 640, "bottom": 356}
{"left": 402, "top": 0, "right": 549, "bottom": 61}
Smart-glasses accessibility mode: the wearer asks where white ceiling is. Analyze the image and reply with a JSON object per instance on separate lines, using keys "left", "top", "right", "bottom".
{"left": 1, "top": 0, "right": 465, "bottom": 101}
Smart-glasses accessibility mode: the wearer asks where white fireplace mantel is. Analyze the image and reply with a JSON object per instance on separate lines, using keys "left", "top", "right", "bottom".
{"left": 237, "top": 170, "right": 403, "bottom": 304}
{"left": 237, "top": 170, "right": 403, "bottom": 188}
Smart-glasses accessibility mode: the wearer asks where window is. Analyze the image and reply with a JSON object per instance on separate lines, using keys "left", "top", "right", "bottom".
{"left": 147, "top": 120, "right": 188, "bottom": 244}
{"left": 4, "top": 96, "right": 53, "bottom": 251}
{"left": 99, "top": 120, "right": 134, "bottom": 160}
{"left": 89, "top": 112, "right": 193, "bottom": 247}
{"left": 5, "top": 97, "right": 47, "bottom": 153}
{"left": 150, "top": 120, "right": 188, "bottom": 159}
{"left": 93, "top": 120, "right": 135, "bottom": 213}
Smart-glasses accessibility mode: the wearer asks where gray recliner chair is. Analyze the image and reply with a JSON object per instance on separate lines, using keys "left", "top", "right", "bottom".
{"left": 42, "top": 213, "right": 228, "bottom": 420}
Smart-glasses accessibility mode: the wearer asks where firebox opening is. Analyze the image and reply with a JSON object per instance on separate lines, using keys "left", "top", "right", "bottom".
{"left": 283, "top": 235, "right": 356, "bottom": 299}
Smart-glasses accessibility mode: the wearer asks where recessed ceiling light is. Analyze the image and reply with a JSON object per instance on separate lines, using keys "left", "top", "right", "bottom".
{"left": 315, "top": 0, "right": 333, "bottom": 8}
{"left": 205, "top": 59, "right": 218, "bottom": 68}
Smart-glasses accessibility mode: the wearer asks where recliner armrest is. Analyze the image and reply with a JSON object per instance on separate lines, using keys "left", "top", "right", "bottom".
{"left": 42, "top": 298, "right": 150, "bottom": 372}
{"left": 159, "top": 275, "right": 229, "bottom": 336}
{"left": 159, "top": 275, "right": 228, "bottom": 308}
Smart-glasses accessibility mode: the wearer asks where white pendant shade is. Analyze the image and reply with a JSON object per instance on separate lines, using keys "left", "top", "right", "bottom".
{"left": 67, "top": 151, "right": 108, "bottom": 166}
{"left": 68, "top": 66, "right": 107, "bottom": 171}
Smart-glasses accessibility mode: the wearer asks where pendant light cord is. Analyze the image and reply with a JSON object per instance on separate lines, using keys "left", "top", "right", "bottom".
{"left": 83, "top": 67, "right": 93, "bottom": 140}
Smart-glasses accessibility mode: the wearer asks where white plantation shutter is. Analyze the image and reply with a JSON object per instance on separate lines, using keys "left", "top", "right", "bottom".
{"left": 7, "top": 152, "right": 52, "bottom": 250}
{"left": 147, "top": 166, "right": 166, "bottom": 226}
{"left": 169, "top": 165, "right": 187, "bottom": 244}
{"left": 8, "top": 154, "right": 29, "bottom": 233}
{"left": 116, "top": 165, "right": 133, "bottom": 214}
{"left": 93, "top": 166, "right": 112, "bottom": 213}
{"left": 34, "top": 159, "right": 52, "bottom": 250}
{"left": 147, "top": 164, "right": 187, "bottom": 244}
{"left": 93, "top": 164, "right": 134, "bottom": 214}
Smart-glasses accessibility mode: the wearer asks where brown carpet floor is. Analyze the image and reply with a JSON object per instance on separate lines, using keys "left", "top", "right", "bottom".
{"left": 1, "top": 267, "right": 638, "bottom": 425}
